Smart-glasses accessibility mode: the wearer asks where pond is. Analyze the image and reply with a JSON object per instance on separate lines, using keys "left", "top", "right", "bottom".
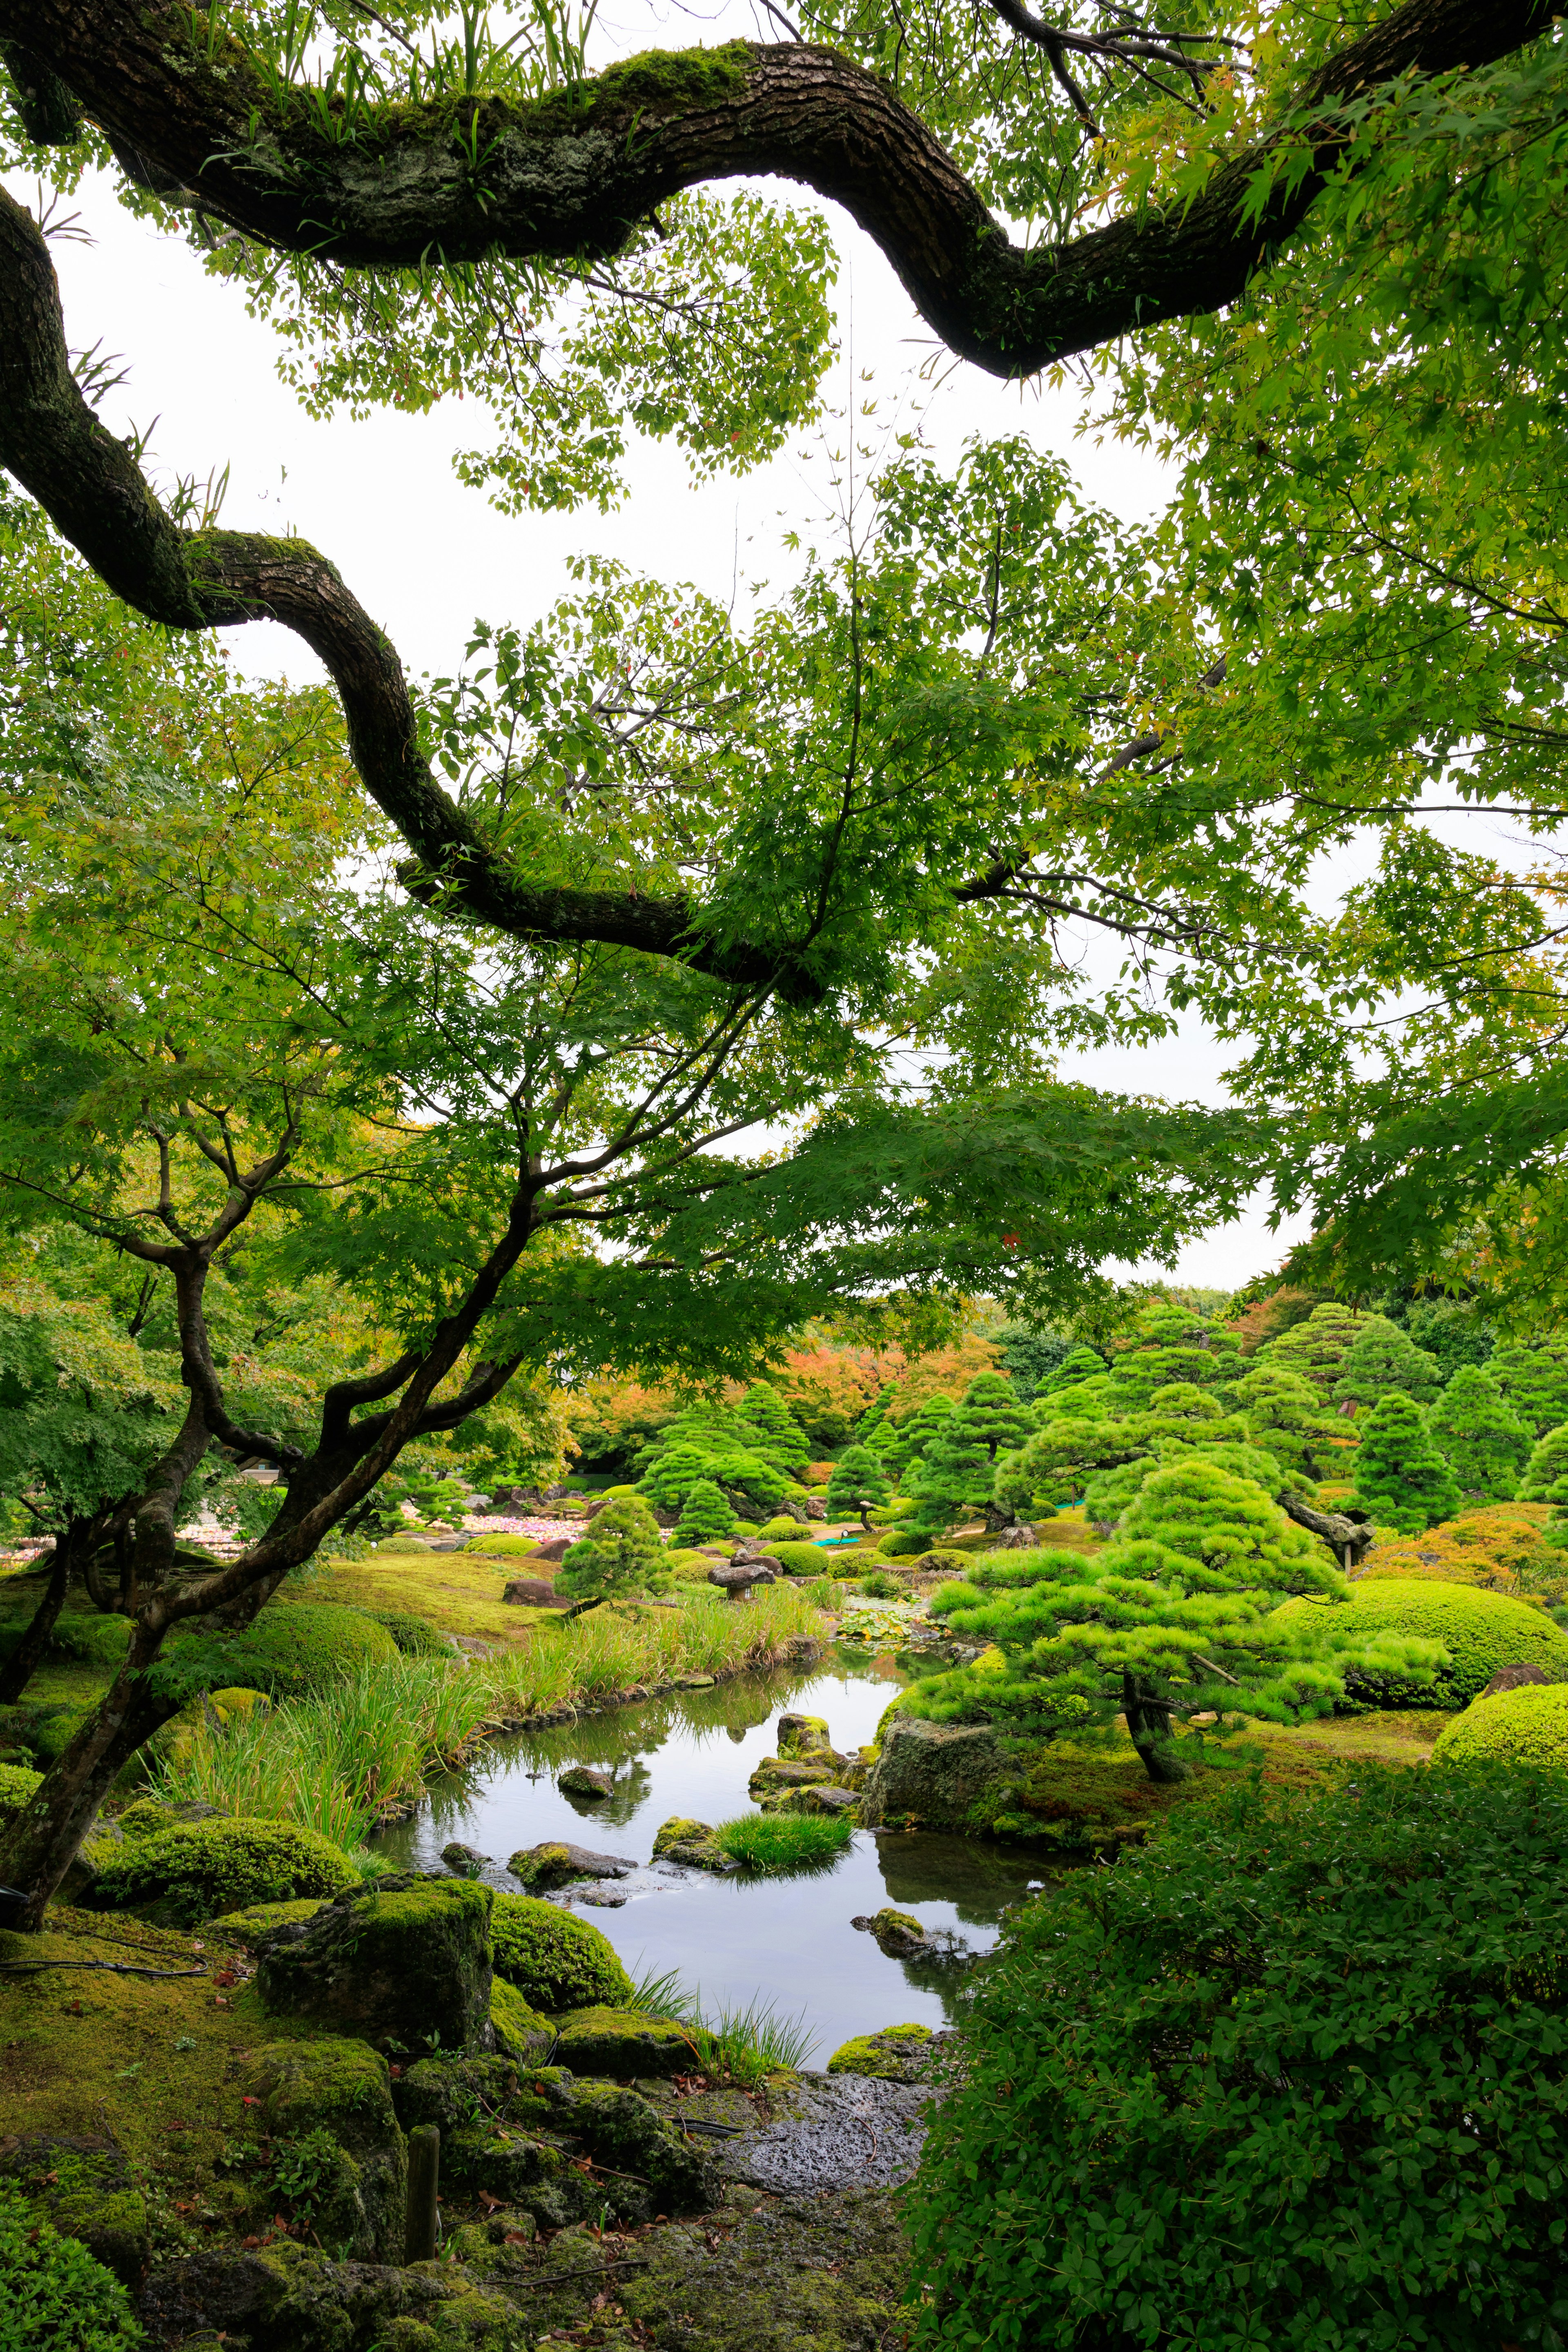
{"left": 371, "top": 1653, "right": 1044, "bottom": 2065}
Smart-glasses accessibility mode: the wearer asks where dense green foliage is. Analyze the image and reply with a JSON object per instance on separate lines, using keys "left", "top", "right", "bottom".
{"left": 908, "top": 1764, "right": 1568, "bottom": 2352}
{"left": 558, "top": 1495, "right": 669, "bottom": 1599}
{"left": 1350, "top": 1394, "right": 1462, "bottom": 1533}
{"left": 92, "top": 1814, "right": 359, "bottom": 1924}
{"left": 1429, "top": 1366, "right": 1534, "bottom": 1501}
{"left": 824, "top": 1446, "right": 891, "bottom": 1527}
{"left": 920, "top": 1462, "right": 1433, "bottom": 1775}
{"left": 0, "top": 2184, "right": 143, "bottom": 2352}
{"left": 1331, "top": 1316, "right": 1442, "bottom": 1409}
{"left": 1433, "top": 1683, "right": 1568, "bottom": 1769}
{"left": 490, "top": 1891, "right": 634, "bottom": 2012}
{"left": 671, "top": 1479, "right": 737, "bottom": 1546}
{"left": 1274, "top": 1579, "right": 1568, "bottom": 1711}
{"left": 1520, "top": 1424, "right": 1568, "bottom": 1503}
{"left": 1489, "top": 1343, "right": 1568, "bottom": 1437}
{"left": 160, "top": 1604, "right": 401, "bottom": 1702}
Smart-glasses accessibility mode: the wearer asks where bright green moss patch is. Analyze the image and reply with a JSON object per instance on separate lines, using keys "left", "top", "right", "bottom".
{"left": 162, "top": 1602, "right": 399, "bottom": 1700}
{"left": 551, "top": 2006, "right": 693, "bottom": 2078}
{"left": 490, "top": 1891, "right": 633, "bottom": 2013}
{"left": 0, "top": 1758, "right": 42, "bottom": 1815}
{"left": 92, "top": 1815, "right": 359, "bottom": 1924}
{"left": 826, "top": 2022, "right": 933, "bottom": 2080}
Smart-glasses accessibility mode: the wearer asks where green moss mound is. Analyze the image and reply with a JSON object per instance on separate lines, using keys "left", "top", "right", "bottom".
{"left": 357, "top": 1609, "right": 455, "bottom": 1656}
{"left": 771, "top": 1541, "right": 832, "bottom": 1573}
{"left": 1433, "top": 1682, "right": 1568, "bottom": 1768}
{"left": 908, "top": 1762, "right": 1568, "bottom": 2350}
{"left": 490, "top": 1890, "right": 633, "bottom": 2012}
{"left": 162, "top": 1601, "right": 399, "bottom": 1699}
{"left": 0, "top": 2182, "right": 143, "bottom": 2350}
{"left": 92, "top": 1815, "right": 360, "bottom": 1925}
{"left": 0, "top": 1759, "right": 42, "bottom": 1817}
{"left": 470, "top": 1533, "right": 540, "bottom": 1556}
{"left": 1275, "top": 1578, "right": 1568, "bottom": 1708}
{"left": 827, "top": 2022, "right": 933, "bottom": 2080}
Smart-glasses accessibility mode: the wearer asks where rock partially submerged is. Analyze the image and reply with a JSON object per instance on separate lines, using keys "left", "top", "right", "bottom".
{"left": 507, "top": 1839, "right": 638, "bottom": 1888}
{"left": 851, "top": 1904, "right": 927, "bottom": 1956}
{"left": 440, "top": 1839, "right": 489, "bottom": 1877}
{"left": 650, "top": 1815, "right": 739, "bottom": 1871}
{"left": 557, "top": 1764, "right": 614, "bottom": 1798}
{"left": 826, "top": 2022, "right": 955, "bottom": 2085}
{"left": 860, "top": 1713, "right": 1009, "bottom": 1832}
{"left": 775, "top": 1783, "right": 861, "bottom": 1817}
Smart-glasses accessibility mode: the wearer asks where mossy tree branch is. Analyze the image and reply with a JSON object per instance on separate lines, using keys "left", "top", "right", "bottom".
{"left": 2, "top": 0, "right": 1555, "bottom": 374}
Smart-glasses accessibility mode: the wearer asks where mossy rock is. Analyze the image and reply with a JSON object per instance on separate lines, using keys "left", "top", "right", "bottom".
{"left": 777, "top": 1713, "right": 834, "bottom": 1760}
{"left": 490, "top": 1889, "right": 632, "bottom": 2013}
{"left": 254, "top": 1872, "right": 494, "bottom": 2054}
{"left": 0, "top": 2138, "right": 149, "bottom": 2289}
{"left": 135, "top": 2233, "right": 520, "bottom": 2350}
{"left": 1433, "top": 1682, "right": 1568, "bottom": 1768}
{"left": 114, "top": 1796, "right": 180, "bottom": 1840}
{"left": 826, "top": 2022, "right": 935, "bottom": 2082}
{"left": 242, "top": 2038, "right": 406, "bottom": 2261}
{"left": 491, "top": 1976, "right": 554, "bottom": 2061}
{"left": 1275, "top": 1578, "right": 1568, "bottom": 1709}
{"left": 361, "top": 1610, "right": 458, "bottom": 1657}
{"left": 210, "top": 1895, "right": 327, "bottom": 1938}
{"left": 91, "top": 1815, "right": 360, "bottom": 1925}
{"left": 161, "top": 1600, "right": 400, "bottom": 1701}
{"left": 650, "top": 1815, "right": 723, "bottom": 1866}
{"left": 0, "top": 1758, "right": 42, "bottom": 1817}
{"left": 551, "top": 2006, "right": 693, "bottom": 2079}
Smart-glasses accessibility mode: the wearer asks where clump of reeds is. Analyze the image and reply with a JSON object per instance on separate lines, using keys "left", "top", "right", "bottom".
{"left": 710, "top": 1811, "right": 855, "bottom": 1873}
{"left": 624, "top": 1964, "right": 816, "bottom": 2083}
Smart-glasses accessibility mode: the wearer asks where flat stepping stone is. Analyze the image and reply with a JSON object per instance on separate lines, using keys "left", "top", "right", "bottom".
{"left": 721, "top": 2071, "right": 933, "bottom": 2192}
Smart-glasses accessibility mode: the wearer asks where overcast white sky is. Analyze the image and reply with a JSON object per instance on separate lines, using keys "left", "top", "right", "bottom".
{"left": 0, "top": 10, "right": 1452, "bottom": 1293}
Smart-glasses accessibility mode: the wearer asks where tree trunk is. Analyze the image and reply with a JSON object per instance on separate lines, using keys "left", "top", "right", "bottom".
{"left": 1123, "top": 1671, "right": 1193, "bottom": 1784}
{"left": 0, "top": 1536, "right": 72, "bottom": 1706}
{"left": 0, "top": 1624, "right": 181, "bottom": 1929}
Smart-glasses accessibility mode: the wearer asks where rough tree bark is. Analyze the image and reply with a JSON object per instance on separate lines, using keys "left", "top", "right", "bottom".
{"left": 3, "top": 0, "right": 1554, "bottom": 373}
{"left": 1122, "top": 1670, "right": 1194, "bottom": 1783}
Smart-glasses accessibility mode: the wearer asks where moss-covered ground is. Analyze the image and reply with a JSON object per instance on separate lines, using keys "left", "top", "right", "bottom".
{"left": 270, "top": 1546, "right": 562, "bottom": 1647}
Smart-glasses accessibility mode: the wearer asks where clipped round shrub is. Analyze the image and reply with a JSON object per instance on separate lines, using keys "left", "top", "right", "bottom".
{"left": 767, "top": 1539, "right": 832, "bottom": 1574}
{"left": 1274, "top": 1577, "right": 1568, "bottom": 1708}
{"left": 92, "top": 1815, "right": 360, "bottom": 1924}
{"left": 0, "top": 1759, "right": 42, "bottom": 1817}
{"left": 162, "top": 1601, "right": 399, "bottom": 1700}
{"left": 1433, "top": 1681, "right": 1568, "bottom": 1769}
{"left": 470, "top": 1534, "right": 540, "bottom": 1557}
{"left": 0, "top": 2183, "right": 143, "bottom": 2351}
{"left": 909, "top": 1762, "right": 1568, "bottom": 2352}
{"left": 490, "top": 1889, "right": 633, "bottom": 2013}
{"left": 114, "top": 1798, "right": 179, "bottom": 1840}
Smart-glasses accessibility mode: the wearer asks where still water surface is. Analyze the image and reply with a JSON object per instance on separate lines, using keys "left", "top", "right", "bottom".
{"left": 371, "top": 1655, "right": 1042, "bottom": 2064}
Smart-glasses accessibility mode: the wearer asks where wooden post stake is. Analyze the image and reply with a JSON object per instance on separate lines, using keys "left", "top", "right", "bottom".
{"left": 405, "top": 2124, "right": 439, "bottom": 2263}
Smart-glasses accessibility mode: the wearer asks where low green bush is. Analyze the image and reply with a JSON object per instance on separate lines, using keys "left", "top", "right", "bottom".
{"left": 463, "top": 1532, "right": 539, "bottom": 1556}
{"left": 909, "top": 1762, "right": 1568, "bottom": 2352}
{"left": 770, "top": 1540, "right": 834, "bottom": 1574}
{"left": 92, "top": 1814, "right": 360, "bottom": 1924}
{"left": 0, "top": 2184, "right": 143, "bottom": 2351}
{"left": 1433, "top": 1681, "right": 1568, "bottom": 1768}
{"left": 710, "top": 1813, "right": 854, "bottom": 1871}
{"left": 490, "top": 1889, "right": 633, "bottom": 2012}
{"left": 161, "top": 1601, "right": 399, "bottom": 1700}
{"left": 857, "top": 1568, "right": 905, "bottom": 1599}
{"left": 1274, "top": 1577, "right": 1568, "bottom": 1708}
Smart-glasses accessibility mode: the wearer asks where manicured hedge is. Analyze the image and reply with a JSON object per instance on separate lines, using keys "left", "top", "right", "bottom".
{"left": 1434, "top": 1681, "right": 1568, "bottom": 1768}
{"left": 908, "top": 1762, "right": 1568, "bottom": 2352}
{"left": 161, "top": 1601, "right": 399, "bottom": 1700}
{"left": 1274, "top": 1577, "right": 1568, "bottom": 1708}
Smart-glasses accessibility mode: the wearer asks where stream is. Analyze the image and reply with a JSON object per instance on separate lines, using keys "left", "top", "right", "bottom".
{"left": 370, "top": 1653, "right": 1043, "bottom": 2065}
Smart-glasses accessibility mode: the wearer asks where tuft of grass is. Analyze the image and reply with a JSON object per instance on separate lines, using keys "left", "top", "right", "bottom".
{"left": 711, "top": 1811, "right": 854, "bottom": 1872}
{"left": 623, "top": 1963, "right": 816, "bottom": 2082}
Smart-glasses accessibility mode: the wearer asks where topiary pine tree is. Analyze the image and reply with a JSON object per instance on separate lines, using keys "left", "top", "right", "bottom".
{"left": 1429, "top": 1364, "right": 1534, "bottom": 1501}
{"left": 734, "top": 1381, "right": 810, "bottom": 1474}
{"left": 638, "top": 1443, "right": 716, "bottom": 1513}
{"left": 1103, "top": 1314, "right": 1243, "bottom": 1413}
{"left": 672, "top": 1478, "right": 737, "bottom": 1546}
{"left": 1034, "top": 1344, "right": 1108, "bottom": 1398}
{"left": 1258, "top": 1302, "right": 1368, "bottom": 1398}
{"left": 825, "top": 1445, "right": 892, "bottom": 1529}
{"left": 1488, "top": 1343, "right": 1568, "bottom": 1438}
{"left": 1519, "top": 1423, "right": 1568, "bottom": 1502}
{"left": 902, "top": 1415, "right": 995, "bottom": 1538}
{"left": 1332, "top": 1316, "right": 1443, "bottom": 1411}
{"left": 953, "top": 1371, "right": 1031, "bottom": 1461}
{"left": 923, "top": 1460, "right": 1442, "bottom": 1782}
{"left": 1350, "top": 1392, "right": 1463, "bottom": 1532}
{"left": 558, "top": 1496, "right": 670, "bottom": 1599}
{"left": 883, "top": 1392, "right": 955, "bottom": 1477}
{"left": 1233, "top": 1362, "right": 1349, "bottom": 1485}
{"left": 853, "top": 1382, "right": 898, "bottom": 1442}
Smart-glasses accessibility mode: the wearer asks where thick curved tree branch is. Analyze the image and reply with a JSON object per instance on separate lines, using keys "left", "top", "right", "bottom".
{"left": 0, "top": 187, "right": 789, "bottom": 988}
{"left": 4, "top": 0, "right": 1552, "bottom": 374}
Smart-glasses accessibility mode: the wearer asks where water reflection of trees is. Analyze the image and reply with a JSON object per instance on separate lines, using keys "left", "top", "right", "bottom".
{"left": 875, "top": 1832, "right": 1037, "bottom": 1927}
{"left": 559, "top": 1759, "right": 651, "bottom": 1829}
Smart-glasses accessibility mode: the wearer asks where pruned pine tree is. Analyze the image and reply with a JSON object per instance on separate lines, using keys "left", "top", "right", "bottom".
{"left": 1350, "top": 1394, "right": 1463, "bottom": 1533}
{"left": 1331, "top": 1318, "right": 1444, "bottom": 1411}
{"left": 1428, "top": 1366, "right": 1534, "bottom": 1502}
{"left": 824, "top": 1446, "right": 892, "bottom": 1530}
{"left": 558, "top": 1497, "right": 669, "bottom": 1600}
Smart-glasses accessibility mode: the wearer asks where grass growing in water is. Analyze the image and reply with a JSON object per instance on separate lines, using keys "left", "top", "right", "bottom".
{"left": 711, "top": 1812, "right": 855, "bottom": 1872}
{"left": 626, "top": 1964, "right": 816, "bottom": 2084}
{"left": 151, "top": 1583, "right": 826, "bottom": 1846}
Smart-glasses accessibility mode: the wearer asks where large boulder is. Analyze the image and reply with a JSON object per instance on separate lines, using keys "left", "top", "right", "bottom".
{"left": 777, "top": 1713, "right": 835, "bottom": 1760}
{"left": 254, "top": 1873, "right": 493, "bottom": 2052}
{"left": 241, "top": 2039, "right": 406, "bottom": 2261}
{"left": 136, "top": 2239, "right": 517, "bottom": 2352}
{"left": 859, "top": 1715, "right": 1008, "bottom": 1832}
